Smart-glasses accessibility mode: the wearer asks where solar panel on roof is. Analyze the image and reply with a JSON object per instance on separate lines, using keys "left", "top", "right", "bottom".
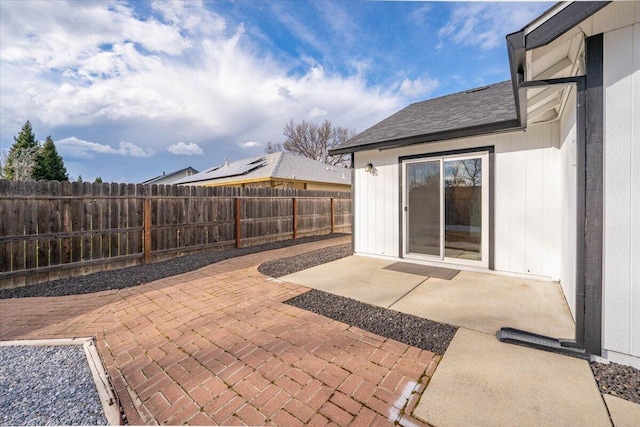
{"left": 203, "top": 158, "right": 267, "bottom": 179}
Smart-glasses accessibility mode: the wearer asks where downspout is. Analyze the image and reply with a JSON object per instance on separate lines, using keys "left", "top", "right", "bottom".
{"left": 497, "top": 76, "right": 588, "bottom": 359}
{"left": 350, "top": 154, "right": 355, "bottom": 253}
{"left": 498, "top": 23, "right": 593, "bottom": 358}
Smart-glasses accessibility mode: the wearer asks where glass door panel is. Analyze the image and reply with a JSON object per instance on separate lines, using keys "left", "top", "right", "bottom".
{"left": 407, "top": 161, "right": 441, "bottom": 257}
{"left": 444, "top": 158, "right": 482, "bottom": 261}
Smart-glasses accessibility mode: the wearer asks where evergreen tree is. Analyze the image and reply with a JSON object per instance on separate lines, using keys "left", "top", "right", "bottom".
{"left": 4, "top": 121, "right": 39, "bottom": 180}
{"left": 94, "top": 177, "right": 103, "bottom": 183}
{"left": 34, "top": 136, "right": 68, "bottom": 181}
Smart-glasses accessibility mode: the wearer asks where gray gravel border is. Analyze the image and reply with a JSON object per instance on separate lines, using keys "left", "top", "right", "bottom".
{"left": 591, "top": 361, "right": 640, "bottom": 405}
{"left": 285, "top": 290, "right": 457, "bottom": 355}
{"left": 0, "top": 345, "right": 108, "bottom": 426}
{"left": 258, "top": 243, "right": 352, "bottom": 278}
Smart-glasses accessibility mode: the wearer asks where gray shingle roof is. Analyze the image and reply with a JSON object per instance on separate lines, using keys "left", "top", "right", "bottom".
{"left": 173, "top": 152, "right": 351, "bottom": 186}
{"left": 331, "top": 80, "right": 520, "bottom": 154}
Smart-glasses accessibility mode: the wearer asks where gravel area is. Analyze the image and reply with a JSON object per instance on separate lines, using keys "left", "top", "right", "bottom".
{"left": 0, "top": 345, "right": 107, "bottom": 426}
{"left": 0, "top": 233, "right": 348, "bottom": 299}
{"left": 285, "top": 289, "right": 457, "bottom": 355}
{"left": 591, "top": 361, "right": 640, "bottom": 405}
{"left": 258, "top": 243, "right": 352, "bottom": 278}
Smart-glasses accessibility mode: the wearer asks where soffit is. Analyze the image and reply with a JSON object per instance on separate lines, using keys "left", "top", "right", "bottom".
{"left": 525, "top": 29, "right": 584, "bottom": 125}
{"left": 523, "top": 1, "right": 638, "bottom": 126}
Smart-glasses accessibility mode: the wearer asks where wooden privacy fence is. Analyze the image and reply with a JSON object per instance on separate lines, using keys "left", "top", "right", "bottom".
{"left": 0, "top": 180, "right": 351, "bottom": 289}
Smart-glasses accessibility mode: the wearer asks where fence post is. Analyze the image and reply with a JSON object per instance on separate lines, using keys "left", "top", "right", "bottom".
{"left": 292, "top": 197, "right": 298, "bottom": 239}
{"left": 235, "top": 197, "right": 241, "bottom": 249}
{"left": 143, "top": 197, "right": 151, "bottom": 264}
{"left": 330, "top": 197, "right": 335, "bottom": 234}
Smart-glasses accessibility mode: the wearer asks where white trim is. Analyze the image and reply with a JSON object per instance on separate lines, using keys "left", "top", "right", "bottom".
{"left": 598, "top": 349, "right": 640, "bottom": 370}
{"left": 524, "top": 2, "right": 572, "bottom": 36}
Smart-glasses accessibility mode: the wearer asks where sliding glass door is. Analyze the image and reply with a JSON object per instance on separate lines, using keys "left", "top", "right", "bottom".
{"left": 406, "top": 160, "right": 441, "bottom": 256}
{"left": 403, "top": 152, "right": 489, "bottom": 267}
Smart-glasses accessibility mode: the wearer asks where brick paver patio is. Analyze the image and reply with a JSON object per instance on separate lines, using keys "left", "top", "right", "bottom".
{"left": 0, "top": 236, "right": 440, "bottom": 426}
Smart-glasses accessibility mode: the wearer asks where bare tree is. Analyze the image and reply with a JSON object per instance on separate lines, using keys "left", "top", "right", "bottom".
{"left": 10, "top": 146, "right": 40, "bottom": 181}
{"left": 461, "top": 158, "right": 482, "bottom": 186}
{"left": 264, "top": 141, "right": 283, "bottom": 154}
{"left": 0, "top": 150, "right": 7, "bottom": 178}
{"left": 266, "top": 119, "right": 355, "bottom": 166}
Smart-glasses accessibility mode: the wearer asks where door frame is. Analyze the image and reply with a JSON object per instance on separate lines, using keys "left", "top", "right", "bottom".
{"left": 398, "top": 146, "right": 495, "bottom": 269}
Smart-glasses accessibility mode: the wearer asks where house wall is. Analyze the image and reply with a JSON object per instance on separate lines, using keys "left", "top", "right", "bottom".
{"left": 353, "top": 120, "right": 576, "bottom": 285}
{"left": 602, "top": 21, "right": 640, "bottom": 367}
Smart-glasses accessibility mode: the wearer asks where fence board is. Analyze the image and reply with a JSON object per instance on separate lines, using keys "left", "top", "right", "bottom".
{"left": 23, "top": 181, "right": 37, "bottom": 270}
{"left": 49, "top": 182, "right": 61, "bottom": 267}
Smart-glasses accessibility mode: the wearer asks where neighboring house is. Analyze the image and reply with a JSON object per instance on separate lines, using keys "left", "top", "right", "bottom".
{"left": 330, "top": 1, "right": 639, "bottom": 368}
{"left": 141, "top": 167, "right": 198, "bottom": 185}
{"left": 173, "top": 152, "right": 351, "bottom": 191}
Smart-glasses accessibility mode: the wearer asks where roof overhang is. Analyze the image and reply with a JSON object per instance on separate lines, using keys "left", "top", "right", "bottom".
{"left": 507, "top": 1, "right": 611, "bottom": 127}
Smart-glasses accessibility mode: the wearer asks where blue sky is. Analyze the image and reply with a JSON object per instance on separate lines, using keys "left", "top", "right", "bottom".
{"left": 0, "top": 1, "right": 550, "bottom": 183}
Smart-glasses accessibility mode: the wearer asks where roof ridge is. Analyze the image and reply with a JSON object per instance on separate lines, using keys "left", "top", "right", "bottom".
{"left": 270, "top": 151, "right": 286, "bottom": 176}
{"left": 407, "top": 80, "right": 511, "bottom": 107}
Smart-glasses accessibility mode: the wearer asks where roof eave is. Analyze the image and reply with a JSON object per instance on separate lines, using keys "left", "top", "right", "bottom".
{"left": 329, "top": 119, "right": 522, "bottom": 155}
{"left": 524, "top": 1, "right": 611, "bottom": 50}
{"left": 507, "top": 1, "right": 610, "bottom": 129}
{"left": 506, "top": 29, "right": 527, "bottom": 127}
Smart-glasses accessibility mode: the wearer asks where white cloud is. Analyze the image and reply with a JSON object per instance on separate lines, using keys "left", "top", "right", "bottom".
{"left": 308, "top": 107, "right": 328, "bottom": 118}
{"left": 150, "top": 0, "right": 226, "bottom": 36}
{"left": 237, "top": 141, "right": 262, "bottom": 149}
{"left": 398, "top": 75, "right": 439, "bottom": 98}
{"left": 167, "top": 142, "right": 204, "bottom": 155}
{"left": 411, "top": 4, "right": 433, "bottom": 26}
{"left": 0, "top": 0, "right": 404, "bottom": 155}
{"left": 438, "top": 3, "right": 549, "bottom": 50}
{"left": 57, "top": 137, "right": 153, "bottom": 159}
{"left": 0, "top": 1, "right": 191, "bottom": 72}
{"left": 118, "top": 141, "right": 154, "bottom": 157}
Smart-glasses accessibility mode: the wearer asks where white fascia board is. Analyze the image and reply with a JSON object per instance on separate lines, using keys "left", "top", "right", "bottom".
{"left": 524, "top": 2, "right": 573, "bottom": 35}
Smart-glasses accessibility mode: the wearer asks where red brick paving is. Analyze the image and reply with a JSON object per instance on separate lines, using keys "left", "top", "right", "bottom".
{"left": 0, "top": 236, "right": 438, "bottom": 426}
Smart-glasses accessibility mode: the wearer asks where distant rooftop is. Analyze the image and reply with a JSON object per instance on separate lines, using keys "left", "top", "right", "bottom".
{"left": 174, "top": 152, "right": 351, "bottom": 186}
{"left": 141, "top": 167, "right": 199, "bottom": 185}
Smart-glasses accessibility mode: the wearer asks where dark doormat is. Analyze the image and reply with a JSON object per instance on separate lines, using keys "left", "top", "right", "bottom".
{"left": 383, "top": 262, "right": 460, "bottom": 280}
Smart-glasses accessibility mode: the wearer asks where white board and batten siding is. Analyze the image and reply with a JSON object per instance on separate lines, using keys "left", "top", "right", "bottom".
{"left": 602, "top": 20, "right": 640, "bottom": 368}
{"left": 353, "top": 119, "right": 576, "bottom": 290}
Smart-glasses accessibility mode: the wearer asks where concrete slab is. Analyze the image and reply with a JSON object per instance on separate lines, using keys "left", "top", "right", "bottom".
{"left": 390, "top": 270, "right": 575, "bottom": 337}
{"left": 280, "top": 255, "right": 427, "bottom": 308}
{"left": 414, "top": 328, "right": 611, "bottom": 427}
{"left": 603, "top": 395, "right": 640, "bottom": 427}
